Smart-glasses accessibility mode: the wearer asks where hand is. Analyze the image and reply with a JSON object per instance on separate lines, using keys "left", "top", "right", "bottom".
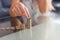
{"left": 10, "top": 2, "right": 30, "bottom": 19}
{"left": 10, "top": 2, "right": 30, "bottom": 30}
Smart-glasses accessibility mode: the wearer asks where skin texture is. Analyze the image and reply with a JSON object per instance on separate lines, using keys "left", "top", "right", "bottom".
{"left": 10, "top": 0, "right": 30, "bottom": 19}
{"left": 10, "top": 0, "right": 30, "bottom": 30}
{"left": 37, "top": 0, "right": 47, "bottom": 14}
{"left": 10, "top": 0, "right": 54, "bottom": 30}
{"left": 37, "top": 0, "right": 54, "bottom": 14}
{"left": 31, "top": 0, "right": 54, "bottom": 26}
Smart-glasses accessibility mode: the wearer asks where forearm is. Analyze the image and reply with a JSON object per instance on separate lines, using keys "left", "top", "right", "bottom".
{"left": 37, "top": 0, "right": 54, "bottom": 14}
{"left": 37, "top": 0, "right": 47, "bottom": 14}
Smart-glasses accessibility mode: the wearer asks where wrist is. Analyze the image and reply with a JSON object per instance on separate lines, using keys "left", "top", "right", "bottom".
{"left": 11, "top": 0, "right": 20, "bottom": 6}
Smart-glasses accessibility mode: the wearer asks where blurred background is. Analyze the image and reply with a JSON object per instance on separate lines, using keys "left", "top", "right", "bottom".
{"left": 0, "top": 0, "right": 60, "bottom": 40}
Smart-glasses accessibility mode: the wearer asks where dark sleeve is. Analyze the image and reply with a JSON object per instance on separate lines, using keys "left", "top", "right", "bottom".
{"left": 1, "top": 0, "right": 11, "bottom": 8}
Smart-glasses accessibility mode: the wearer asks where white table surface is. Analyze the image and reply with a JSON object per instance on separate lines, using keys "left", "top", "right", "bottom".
{"left": 0, "top": 18, "right": 60, "bottom": 40}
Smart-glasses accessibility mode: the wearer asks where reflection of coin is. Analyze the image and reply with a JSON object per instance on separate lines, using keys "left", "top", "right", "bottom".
{"left": 10, "top": 27, "right": 15, "bottom": 30}
{"left": 0, "top": 28, "right": 5, "bottom": 30}
{"left": 16, "top": 26, "right": 20, "bottom": 29}
{"left": 6, "top": 27, "right": 10, "bottom": 29}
